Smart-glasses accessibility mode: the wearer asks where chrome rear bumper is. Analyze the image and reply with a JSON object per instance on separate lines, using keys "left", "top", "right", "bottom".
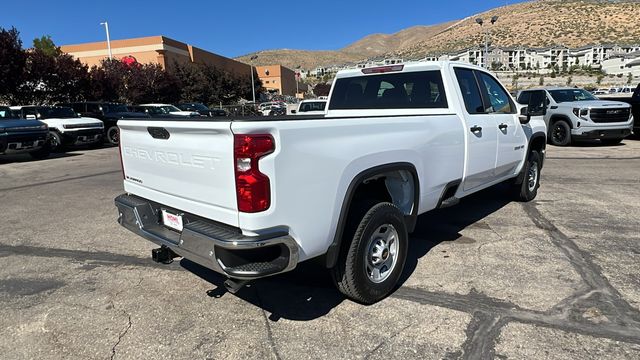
{"left": 114, "top": 194, "right": 299, "bottom": 280}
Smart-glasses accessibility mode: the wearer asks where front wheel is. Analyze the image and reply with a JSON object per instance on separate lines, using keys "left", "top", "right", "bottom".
{"left": 513, "top": 150, "right": 542, "bottom": 202}
{"left": 106, "top": 126, "right": 119, "bottom": 145}
{"left": 549, "top": 120, "right": 572, "bottom": 146}
{"left": 49, "top": 132, "right": 64, "bottom": 152}
{"left": 331, "top": 202, "right": 408, "bottom": 304}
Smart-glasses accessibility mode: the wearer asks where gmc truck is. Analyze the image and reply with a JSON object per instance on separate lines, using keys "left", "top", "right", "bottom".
{"left": 517, "top": 87, "right": 633, "bottom": 146}
{"left": 114, "top": 62, "right": 548, "bottom": 304}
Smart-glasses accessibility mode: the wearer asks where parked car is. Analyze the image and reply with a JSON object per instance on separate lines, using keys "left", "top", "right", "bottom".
{"left": 517, "top": 87, "right": 633, "bottom": 146}
{"left": 58, "top": 102, "right": 149, "bottom": 145}
{"left": 291, "top": 99, "right": 328, "bottom": 115}
{"left": 10, "top": 106, "right": 104, "bottom": 151}
{"left": 131, "top": 104, "right": 200, "bottom": 118}
{"left": 114, "top": 62, "right": 548, "bottom": 304}
{"left": 0, "top": 106, "right": 51, "bottom": 159}
{"left": 176, "top": 103, "right": 227, "bottom": 117}
{"left": 601, "top": 84, "right": 640, "bottom": 134}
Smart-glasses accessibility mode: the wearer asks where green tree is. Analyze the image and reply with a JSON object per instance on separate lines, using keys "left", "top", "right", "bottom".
{"left": 0, "top": 27, "right": 27, "bottom": 104}
{"left": 627, "top": 73, "right": 634, "bottom": 85}
{"left": 33, "top": 35, "right": 61, "bottom": 57}
{"left": 539, "top": 76, "right": 545, "bottom": 86}
{"left": 566, "top": 76, "right": 572, "bottom": 86}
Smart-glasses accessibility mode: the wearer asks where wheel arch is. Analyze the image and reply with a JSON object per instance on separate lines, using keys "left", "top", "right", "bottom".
{"left": 325, "top": 162, "right": 420, "bottom": 268}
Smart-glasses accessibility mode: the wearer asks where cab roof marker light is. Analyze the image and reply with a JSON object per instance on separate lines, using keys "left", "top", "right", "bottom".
{"left": 361, "top": 65, "right": 404, "bottom": 74}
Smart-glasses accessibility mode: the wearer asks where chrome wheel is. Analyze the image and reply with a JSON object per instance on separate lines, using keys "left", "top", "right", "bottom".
{"left": 365, "top": 224, "right": 399, "bottom": 283}
{"left": 527, "top": 161, "right": 539, "bottom": 192}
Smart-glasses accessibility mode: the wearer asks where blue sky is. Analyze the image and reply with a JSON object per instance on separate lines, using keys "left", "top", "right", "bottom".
{"left": 0, "top": 0, "right": 526, "bottom": 58}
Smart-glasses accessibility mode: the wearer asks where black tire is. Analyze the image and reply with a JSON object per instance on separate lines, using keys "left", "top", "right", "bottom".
{"left": 106, "top": 126, "right": 119, "bottom": 145}
{"left": 601, "top": 138, "right": 623, "bottom": 146}
{"left": 331, "top": 201, "right": 408, "bottom": 304}
{"left": 29, "top": 141, "right": 51, "bottom": 160}
{"left": 549, "top": 120, "right": 572, "bottom": 146}
{"left": 513, "top": 151, "right": 542, "bottom": 202}
{"left": 49, "top": 132, "right": 65, "bottom": 152}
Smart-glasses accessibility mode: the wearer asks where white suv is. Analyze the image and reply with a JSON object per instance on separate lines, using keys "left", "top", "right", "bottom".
{"left": 517, "top": 87, "right": 633, "bottom": 146}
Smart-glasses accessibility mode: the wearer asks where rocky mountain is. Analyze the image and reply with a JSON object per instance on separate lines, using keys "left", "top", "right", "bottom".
{"left": 236, "top": 0, "right": 640, "bottom": 70}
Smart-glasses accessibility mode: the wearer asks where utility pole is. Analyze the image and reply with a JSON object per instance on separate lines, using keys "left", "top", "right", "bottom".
{"left": 100, "top": 22, "right": 113, "bottom": 60}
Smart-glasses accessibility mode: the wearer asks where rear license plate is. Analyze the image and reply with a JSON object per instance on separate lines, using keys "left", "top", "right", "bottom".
{"left": 161, "top": 209, "right": 183, "bottom": 232}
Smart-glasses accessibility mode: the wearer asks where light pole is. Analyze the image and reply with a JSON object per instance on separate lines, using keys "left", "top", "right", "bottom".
{"left": 100, "top": 21, "right": 113, "bottom": 60}
{"left": 249, "top": 55, "right": 258, "bottom": 103}
{"left": 475, "top": 16, "right": 498, "bottom": 69}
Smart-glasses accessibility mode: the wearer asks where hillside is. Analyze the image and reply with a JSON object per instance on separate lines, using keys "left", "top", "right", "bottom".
{"left": 236, "top": 0, "right": 640, "bottom": 70}
{"left": 235, "top": 22, "right": 454, "bottom": 69}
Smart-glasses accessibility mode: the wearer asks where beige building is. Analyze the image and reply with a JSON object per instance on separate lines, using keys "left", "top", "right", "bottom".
{"left": 254, "top": 65, "right": 299, "bottom": 96}
{"left": 61, "top": 35, "right": 251, "bottom": 77}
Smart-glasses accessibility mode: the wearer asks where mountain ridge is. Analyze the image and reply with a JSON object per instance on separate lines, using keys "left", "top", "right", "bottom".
{"left": 236, "top": 0, "right": 640, "bottom": 70}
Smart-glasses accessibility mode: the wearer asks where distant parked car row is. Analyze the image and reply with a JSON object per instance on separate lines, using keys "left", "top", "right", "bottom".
{"left": 1, "top": 102, "right": 230, "bottom": 158}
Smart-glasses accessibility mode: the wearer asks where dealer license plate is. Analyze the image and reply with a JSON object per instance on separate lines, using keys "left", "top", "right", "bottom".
{"left": 161, "top": 209, "right": 183, "bottom": 232}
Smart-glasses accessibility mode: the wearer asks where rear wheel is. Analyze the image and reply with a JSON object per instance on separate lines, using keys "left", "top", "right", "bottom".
{"left": 549, "top": 120, "right": 571, "bottom": 146}
{"left": 331, "top": 201, "right": 408, "bottom": 304}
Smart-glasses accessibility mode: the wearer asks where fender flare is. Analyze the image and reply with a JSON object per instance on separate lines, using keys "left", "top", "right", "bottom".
{"left": 325, "top": 162, "right": 420, "bottom": 268}
{"left": 515, "top": 131, "right": 546, "bottom": 185}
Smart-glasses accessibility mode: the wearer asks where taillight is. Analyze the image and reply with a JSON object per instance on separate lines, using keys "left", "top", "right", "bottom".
{"left": 234, "top": 134, "right": 275, "bottom": 213}
{"left": 118, "top": 136, "right": 125, "bottom": 179}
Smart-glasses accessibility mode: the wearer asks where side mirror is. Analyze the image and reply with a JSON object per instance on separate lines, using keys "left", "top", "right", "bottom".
{"left": 520, "top": 91, "right": 548, "bottom": 125}
{"left": 26, "top": 114, "right": 36, "bottom": 120}
{"left": 291, "top": 110, "right": 297, "bottom": 114}
{"left": 519, "top": 106, "right": 531, "bottom": 124}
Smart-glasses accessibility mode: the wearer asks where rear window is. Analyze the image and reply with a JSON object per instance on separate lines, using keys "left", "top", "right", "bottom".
{"left": 328, "top": 70, "right": 448, "bottom": 110}
{"left": 0, "top": 107, "right": 10, "bottom": 118}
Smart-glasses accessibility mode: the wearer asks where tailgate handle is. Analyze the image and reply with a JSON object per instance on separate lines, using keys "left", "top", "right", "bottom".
{"left": 147, "top": 127, "right": 170, "bottom": 140}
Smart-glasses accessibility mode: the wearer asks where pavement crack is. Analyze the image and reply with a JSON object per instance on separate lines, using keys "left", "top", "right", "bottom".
{"left": 364, "top": 323, "right": 413, "bottom": 359}
{"left": 110, "top": 309, "right": 132, "bottom": 360}
{"left": 255, "top": 289, "right": 282, "bottom": 360}
{"left": 459, "top": 312, "right": 505, "bottom": 360}
{"left": 522, "top": 202, "right": 640, "bottom": 325}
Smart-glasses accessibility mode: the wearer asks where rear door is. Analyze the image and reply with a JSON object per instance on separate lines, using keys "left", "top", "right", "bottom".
{"left": 453, "top": 67, "right": 499, "bottom": 191}
{"left": 118, "top": 119, "right": 239, "bottom": 226}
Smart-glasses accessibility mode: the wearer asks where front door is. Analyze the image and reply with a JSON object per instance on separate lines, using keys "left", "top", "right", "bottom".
{"left": 453, "top": 67, "right": 499, "bottom": 191}
{"left": 476, "top": 71, "right": 524, "bottom": 179}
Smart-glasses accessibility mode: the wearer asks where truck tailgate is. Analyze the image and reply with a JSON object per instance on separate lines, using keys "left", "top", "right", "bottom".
{"left": 118, "top": 119, "right": 238, "bottom": 227}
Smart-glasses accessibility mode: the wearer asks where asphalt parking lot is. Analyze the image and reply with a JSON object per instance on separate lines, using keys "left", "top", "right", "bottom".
{"left": 1, "top": 140, "right": 640, "bottom": 360}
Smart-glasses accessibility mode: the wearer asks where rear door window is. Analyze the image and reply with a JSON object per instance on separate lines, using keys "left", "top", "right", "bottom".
{"left": 328, "top": 70, "right": 448, "bottom": 110}
{"left": 454, "top": 68, "right": 485, "bottom": 114}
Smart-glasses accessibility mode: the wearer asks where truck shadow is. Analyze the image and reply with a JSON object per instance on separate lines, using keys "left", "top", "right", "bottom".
{"left": 182, "top": 184, "right": 513, "bottom": 321}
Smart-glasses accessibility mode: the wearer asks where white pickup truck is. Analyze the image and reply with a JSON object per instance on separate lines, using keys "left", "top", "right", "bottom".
{"left": 115, "top": 62, "right": 548, "bottom": 304}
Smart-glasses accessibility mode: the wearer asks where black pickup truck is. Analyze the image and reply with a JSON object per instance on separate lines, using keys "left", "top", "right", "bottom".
{"left": 601, "top": 84, "right": 640, "bottom": 135}
{"left": 0, "top": 106, "right": 51, "bottom": 159}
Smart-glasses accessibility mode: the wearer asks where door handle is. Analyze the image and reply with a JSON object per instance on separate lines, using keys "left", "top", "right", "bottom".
{"left": 498, "top": 123, "right": 508, "bottom": 130}
{"left": 470, "top": 125, "right": 482, "bottom": 133}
